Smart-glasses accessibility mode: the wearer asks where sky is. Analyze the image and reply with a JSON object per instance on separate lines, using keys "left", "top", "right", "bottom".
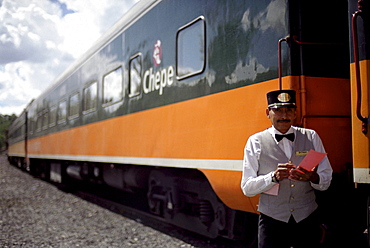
{"left": 0, "top": 0, "right": 139, "bottom": 116}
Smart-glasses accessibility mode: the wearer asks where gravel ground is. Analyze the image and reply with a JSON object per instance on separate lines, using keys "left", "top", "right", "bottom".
{"left": 0, "top": 154, "right": 196, "bottom": 248}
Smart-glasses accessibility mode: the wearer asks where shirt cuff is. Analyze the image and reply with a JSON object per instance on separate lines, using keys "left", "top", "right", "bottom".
{"left": 270, "top": 171, "right": 278, "bottom": 184}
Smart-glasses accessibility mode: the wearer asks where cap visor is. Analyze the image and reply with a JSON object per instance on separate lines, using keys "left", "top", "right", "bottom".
{"left": 268, "top": 104, "right": 296, "bottom": 109}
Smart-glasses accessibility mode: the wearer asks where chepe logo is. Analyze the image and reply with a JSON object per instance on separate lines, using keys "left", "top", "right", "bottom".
{"left": 153, "top": 40, "right": 162, "bottom": 66}
{"left": 143, "top": 40, "right": 174, "bottom": 95}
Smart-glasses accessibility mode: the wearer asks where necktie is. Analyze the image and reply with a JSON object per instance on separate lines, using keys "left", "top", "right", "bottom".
{"left": 275, "top": 133, "right": 295, "bottom": 142}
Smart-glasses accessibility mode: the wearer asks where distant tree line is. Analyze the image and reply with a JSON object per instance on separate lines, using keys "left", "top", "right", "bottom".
{"left": 0, "top": 114, "right": 17, "bottom": 151}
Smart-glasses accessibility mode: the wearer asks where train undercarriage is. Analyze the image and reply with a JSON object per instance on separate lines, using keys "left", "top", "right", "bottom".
{"left": 8, "top": 156, "right": 257, "bottom": 242}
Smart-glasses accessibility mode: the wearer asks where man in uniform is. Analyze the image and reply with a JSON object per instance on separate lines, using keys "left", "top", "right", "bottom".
{"left": 241, "top": 90, "right": 332, "bottom": 248}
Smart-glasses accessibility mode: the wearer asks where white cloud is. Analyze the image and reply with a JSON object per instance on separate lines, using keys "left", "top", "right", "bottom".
{"left": 225, "top": 57, "right": 268, "bottom": 84}
{"left": 241, "top": 0, "right": 286, "bottom": 33}
{"left": 0, "top": 0, "right": 62, "bottom": 64}
{"left": 0, "top": 0, "right": 139, "bottom": 115}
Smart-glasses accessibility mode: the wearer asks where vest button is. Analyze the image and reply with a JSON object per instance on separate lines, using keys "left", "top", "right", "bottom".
{"left": 290, "top": 196, "right": 294, "bottom": 200}
{"left": 290, "top": 208, "right": 294, "bottom": 212}
{"left": 291, "top": 184, "right": 295, "bottom": 188}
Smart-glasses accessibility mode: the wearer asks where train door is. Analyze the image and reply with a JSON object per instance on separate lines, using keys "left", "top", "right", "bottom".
{"left": 350, "top": 0, "right": 370, "bottom": 184}
{"left": 286, "top": 0, "right": 352, "bottom": 175}
{"left": 350, "top": 0, "right": 370, "bottom": 246}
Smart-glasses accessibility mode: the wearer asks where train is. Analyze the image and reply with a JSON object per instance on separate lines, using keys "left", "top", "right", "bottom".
{"left": 6, "top": 0, "right": 370, "bottom": 246}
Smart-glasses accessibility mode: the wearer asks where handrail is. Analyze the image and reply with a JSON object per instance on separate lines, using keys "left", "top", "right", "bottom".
{"left": 352, "top": 0, "right": 368, "bottom": 134}
{"left": 278, "top": 37, "right": 289, "bottom": 90}
{"left": 292, "top": 35, "right": 343, "bottom": 46}
{"left": 277, "top": 35, "right": 343, "bottom": 91}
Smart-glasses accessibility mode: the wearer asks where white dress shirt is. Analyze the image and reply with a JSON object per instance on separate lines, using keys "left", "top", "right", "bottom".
{"left": 241, "top": 126, "right": 333, "bottom": 197}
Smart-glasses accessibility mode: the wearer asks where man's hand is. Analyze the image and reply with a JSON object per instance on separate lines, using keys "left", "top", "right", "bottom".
{"left": 289, "top": 166, "right": 320, "bottom": 183}
{"left": 274, "top": 163, "right": 296, "bottom": 181}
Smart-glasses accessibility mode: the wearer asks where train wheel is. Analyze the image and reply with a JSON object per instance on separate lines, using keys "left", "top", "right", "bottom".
{"left": 146, "top": 168, "right": 231, "bottom": 239}
{"left": 147, "top": 170, "right": 167, "bottom": 216}
{"left": 215, "top": 202, "right": 227, "bottom": 230}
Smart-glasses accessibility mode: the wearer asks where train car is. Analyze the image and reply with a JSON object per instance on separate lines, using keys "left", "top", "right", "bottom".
{"left": 7, "top": 109, "right": 28, "bottom": 169}
{"left": 7, "top": 0, "right": 364, "bottom": 244}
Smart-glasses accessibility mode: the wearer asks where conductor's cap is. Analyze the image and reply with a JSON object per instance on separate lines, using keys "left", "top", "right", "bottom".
{"left": 267, "top": 90, "right": 296, "bottom": 108}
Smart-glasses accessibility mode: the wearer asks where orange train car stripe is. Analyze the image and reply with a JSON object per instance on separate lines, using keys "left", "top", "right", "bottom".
{"left": 27, "top": 80, "right": 279, "bottom": 161}
{"left": 8, "top": 141, "right": 26, "bottom": 156}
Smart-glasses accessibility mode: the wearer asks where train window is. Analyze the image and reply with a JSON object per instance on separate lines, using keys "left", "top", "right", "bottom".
{"left": 57, "top": 100, "right": 67, "bottom": 124}
{"left": 36, "top": 113, "right": 42, "bottom": 132}
{"left": 103, "top": 67, "right": 123, "bottom": 106}
{"left": 29, "top": 119, "right": 34, "bottom": 135}
{"left": 129, "top": 55, "right": 142, "bottom": 97}
{"left": 49, "top": 105, "right": 57, "bottom": 127}
{"left": 83, "top": 81, "right": 98, "bottom": 113}
{"left": 42, "top": 111, "right": 49, "bottom": 130}
{"left": 176, "top": 17, "right": 206, "bottom": 80}
{"left": 69, "top": 92, "right": 80, "bottom": 119}
{"left": 28, "top": 106, "right": 37, "bottom": 134}
{"left": 14, "top": 127, "right": 22, "bottom": 139}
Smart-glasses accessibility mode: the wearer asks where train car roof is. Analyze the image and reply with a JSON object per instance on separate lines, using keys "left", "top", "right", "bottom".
{"left": 34, "top": 0, "right": 160, "bottom": 104}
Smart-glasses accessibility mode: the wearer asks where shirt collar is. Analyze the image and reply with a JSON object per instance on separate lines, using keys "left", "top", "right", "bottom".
{"left": 268, "top": 126, "right": 296, "bottom": 141}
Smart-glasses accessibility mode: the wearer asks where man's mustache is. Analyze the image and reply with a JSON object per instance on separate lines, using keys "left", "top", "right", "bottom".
{"left": 277, "top": 119, "right": 291, "bottom": 123}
